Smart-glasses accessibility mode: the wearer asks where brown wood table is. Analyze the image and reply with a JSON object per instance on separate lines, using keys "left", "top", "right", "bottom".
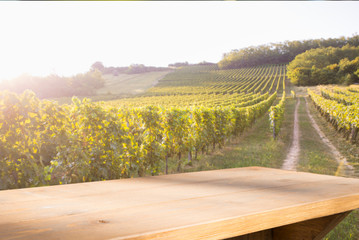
{"left": 1, "top": 167, "right": 359, "bottom": 240}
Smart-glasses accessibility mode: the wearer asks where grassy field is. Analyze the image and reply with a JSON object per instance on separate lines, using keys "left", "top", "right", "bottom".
{"left": 49, "top": 71, "right": 171, "bottom": 105}
{"left": 296, "top": 97, "right": 339, "bottom": 176}
{"left": 97, "top": 71, "right": 171, "bottom": 95}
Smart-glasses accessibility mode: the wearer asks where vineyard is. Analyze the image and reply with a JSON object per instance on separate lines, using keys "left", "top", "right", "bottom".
{"left": 109, "top": 64, "right": 286, "bottom": 107}
{"left": 308, "top": 86, "right": 359, "bottom": 144}
{"left": 0, "top": 64, "right": 286, "bottom": 190}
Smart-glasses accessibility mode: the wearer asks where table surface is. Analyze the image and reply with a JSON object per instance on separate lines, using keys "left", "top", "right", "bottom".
{"left": 1, "top": 167, "right": 359, "bottom": 240}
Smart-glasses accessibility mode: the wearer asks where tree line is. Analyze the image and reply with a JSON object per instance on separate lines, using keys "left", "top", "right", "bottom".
{"left": 168, "top": 61, "right": 216, "bottom": 68}
{"left": 92, "top": 61, "right": 216, "bottom": 75}
{"left": 287, "top": 45, "right": 359, "bottom": 86}
{"left": 218, "top": 35, "right": 359, "bottom": 70}
{"left": 91, "top": 62, "right": 169, "bottom": 75}
{"left": 0, "top": 70, "right": 105, "bottom": 99}
{"left": 0, "top": 62, "right": 171, "bottom": 99}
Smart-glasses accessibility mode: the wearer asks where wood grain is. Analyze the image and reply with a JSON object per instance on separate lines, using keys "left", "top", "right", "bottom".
{"left": 1, "top": 167, "right": 359, "bottom": 240}
{"left": 225, "top": 229, "right": 272, "bottom": 240}
{"left": 272, "top": 211, "right": 351, "bottom": 240}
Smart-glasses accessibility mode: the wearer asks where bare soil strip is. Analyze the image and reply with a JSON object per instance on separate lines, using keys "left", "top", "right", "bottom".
{"left": 282, "top": 98, "right": 301, "bottom": 171}
{"left": 304, "top": 98, "right": 354, "bottom": 176}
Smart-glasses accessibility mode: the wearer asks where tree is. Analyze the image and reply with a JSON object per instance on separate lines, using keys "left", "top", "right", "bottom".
{"left": 91, "top": 61, "right": 105, "bottom": 72}
{"left": 218, "top": 35, "right": 359, "bottom": 70}
{"left": 287, "top": 46, "right": 359, "bottom": 86}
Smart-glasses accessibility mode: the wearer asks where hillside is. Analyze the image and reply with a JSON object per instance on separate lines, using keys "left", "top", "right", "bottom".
{"left": 48, "top": 70, "right": 172, "bottom": 104}
{"left": 96, "top": 71, "right": 171, "bottom": 96}
{"left": 108, "top": 64, "right": 286, "bottom": 108}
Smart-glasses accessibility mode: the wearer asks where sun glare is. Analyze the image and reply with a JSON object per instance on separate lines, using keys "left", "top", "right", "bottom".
{"left": 0, "top": 2, "right": 358, "bottom": 82}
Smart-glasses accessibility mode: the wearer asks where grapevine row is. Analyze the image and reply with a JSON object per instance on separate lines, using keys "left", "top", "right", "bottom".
{"left": 320, "top": 87, "right": 359, "bottom": 106}
{"left": 269, "top": 92, "right": 286, "bottom": 139}
{"left": 0, "top": 64, "right": 285, "bottom": 190}
{"left": 0, "top": 90, "right": 277, "bottom": 189}
{"left": 308, "top": 89, "right": 358, "bottom": 143}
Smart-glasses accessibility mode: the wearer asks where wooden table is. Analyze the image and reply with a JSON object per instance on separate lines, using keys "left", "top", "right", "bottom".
{"left": 1, "top": 167, "right": 359, "bottom": 240}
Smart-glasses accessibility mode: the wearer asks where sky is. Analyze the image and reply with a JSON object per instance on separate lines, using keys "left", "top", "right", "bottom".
{"left": 0, "top": 1, "right": 359, "bottom": 81}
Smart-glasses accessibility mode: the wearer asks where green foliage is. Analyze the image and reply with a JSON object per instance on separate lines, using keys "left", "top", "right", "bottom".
{"left": 320, "top": 87, "right": 359, "bottom": 106}
{"left": 0, "top": 90, "right": 68, "bottom": 189}
{"left": 355, "top": 69, "right": 359, "bottom": 78}
{"left": 53, "top": 98, "right": 128, "bottom": 183}
{"left": 108, "top": 64, "right": 287, "bottom": 108}
{"left": 269, "top": 92, "right": 286, "bottom": 139}
{"left": 219, "top": 35, "right": 359, "bottom": 70}
{"left": 0, "top": 70, "right": 105, "bottom": 99}
{"left": 287, "top": 46, "right": 359, "bottom": 86}
{"left": 0, "top": 93, "right": 278, "bottom": 189}
{"left": 308, "top": 88, "right": 359, "bottom": 143}
{"left": 0, "top": 65, "right": 282, "bottom": 190}
{"left": 91, "top": 61, "right": 169, "bottom": 75}
{"left": 325, "top": 211, "right": 359, "bottom": 239}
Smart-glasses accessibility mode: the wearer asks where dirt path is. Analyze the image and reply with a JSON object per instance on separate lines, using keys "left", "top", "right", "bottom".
{"left": 282, "top": 98, "right": 301, "bottom": 171}
{"left": 304, "top": 98, "right": 354, "bottom": 176}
